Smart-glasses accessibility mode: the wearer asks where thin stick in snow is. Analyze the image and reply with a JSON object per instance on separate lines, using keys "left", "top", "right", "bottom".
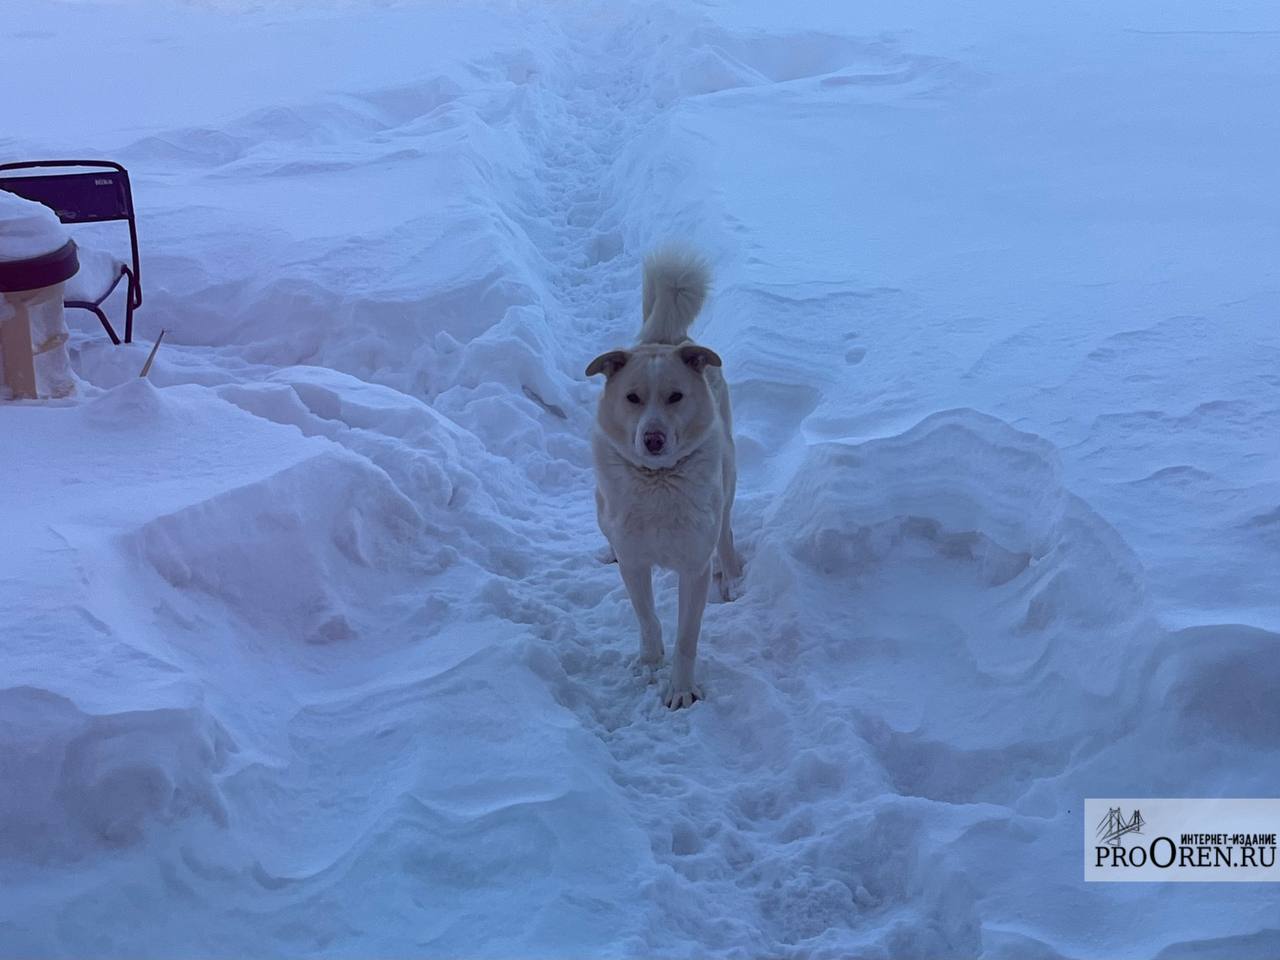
{"left": 139, "top": 329, "right": 166, "bottom": 379}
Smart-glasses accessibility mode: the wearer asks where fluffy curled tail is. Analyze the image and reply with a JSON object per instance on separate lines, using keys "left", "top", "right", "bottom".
{"left": 639, "top": 248, "right": 710, "bottom": 344}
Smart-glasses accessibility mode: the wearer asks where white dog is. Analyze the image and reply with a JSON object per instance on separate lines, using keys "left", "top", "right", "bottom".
{"left": 586, "top": 249, "right": 742, "bottom": 709}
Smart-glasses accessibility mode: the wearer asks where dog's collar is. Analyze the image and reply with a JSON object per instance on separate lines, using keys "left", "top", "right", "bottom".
{"left": 628, "top": 449, "right": 698, "bottom": 477}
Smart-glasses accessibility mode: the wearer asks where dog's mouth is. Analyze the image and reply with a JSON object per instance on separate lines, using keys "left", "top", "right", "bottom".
{"left": 632, "top": 428, "right": 681, "bottom": 469}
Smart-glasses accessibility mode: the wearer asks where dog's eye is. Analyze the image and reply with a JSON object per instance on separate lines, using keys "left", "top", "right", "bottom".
{"left": 668, "top": 392, "right": 683, "bottom": 404}
{"left": 626, "top": 392, "right": 642, "bottom": 404}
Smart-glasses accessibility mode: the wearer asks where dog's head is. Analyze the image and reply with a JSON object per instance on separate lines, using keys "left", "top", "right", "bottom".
{"left": 586, "top": 342, "right": 721, "bottom": 468}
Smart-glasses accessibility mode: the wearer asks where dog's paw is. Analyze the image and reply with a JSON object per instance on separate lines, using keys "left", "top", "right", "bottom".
{"left": 596, "top": 544, "right": 617, "bottom": 565}
{"left": 663, "top": 684, "right": 702, "bottom": 710}
{"left": 632, "top": 650, "right": 663, "bottom": 683}
{"left": 712, "top": 570, "right": 743, "bottom": 603}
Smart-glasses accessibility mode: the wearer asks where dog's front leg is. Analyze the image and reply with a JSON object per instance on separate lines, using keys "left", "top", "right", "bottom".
{"left": 618, "top": 560, "right": 663, "bottom": 670}
{"left": 665, "top": 563, "right": 710, "bottom": 709}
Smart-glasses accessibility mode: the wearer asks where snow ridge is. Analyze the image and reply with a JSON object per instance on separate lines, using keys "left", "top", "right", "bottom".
{"left": 2, "top": 0, "right": 1279, "bottom": 958}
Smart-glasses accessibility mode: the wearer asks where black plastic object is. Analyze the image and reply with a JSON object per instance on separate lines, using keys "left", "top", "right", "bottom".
{"left": 0, "top": 239, "right": 80, "bottom": 293}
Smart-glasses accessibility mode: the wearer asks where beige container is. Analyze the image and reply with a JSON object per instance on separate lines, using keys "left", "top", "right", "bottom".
{"left": 0, "top": 190, "right": 79, "bottom": 401}
{"left": 0, "top": 281, "right": 75, "bottom": 400}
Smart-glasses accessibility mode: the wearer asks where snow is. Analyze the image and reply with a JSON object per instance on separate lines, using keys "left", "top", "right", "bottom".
{"left": 0, "top": 190, "right": 67, "bottom": 263}
{"left": 2, "top": 0, "right": 1279, "bottom": 957}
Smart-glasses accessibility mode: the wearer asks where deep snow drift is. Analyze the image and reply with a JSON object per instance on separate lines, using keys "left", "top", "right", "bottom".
{"left": 2, "top": 0, "right": 1278, "bottom": 957}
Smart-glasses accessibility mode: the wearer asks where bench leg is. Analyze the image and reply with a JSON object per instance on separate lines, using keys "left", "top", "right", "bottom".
{"left": 65, "top": 300, "right": 122, "bottom": 345}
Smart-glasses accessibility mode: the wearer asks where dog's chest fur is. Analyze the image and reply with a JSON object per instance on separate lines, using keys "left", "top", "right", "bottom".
{"left": 593, "top": 431, "right": 725, "bottom": 573}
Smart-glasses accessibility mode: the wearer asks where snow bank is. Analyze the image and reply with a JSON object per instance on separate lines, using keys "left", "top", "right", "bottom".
{"left": 3, "top": 0, "right": 1279, "bottom": 956}
{"left": 0, "top": 688, "right": 230, "bottom": 862}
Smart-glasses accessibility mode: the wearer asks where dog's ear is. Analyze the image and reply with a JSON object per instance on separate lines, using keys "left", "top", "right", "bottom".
{"left": 585, "top": 350, "right": 630, "bottom": 378}
{"left": 678, "top": 344, "right": 722, "bottom": 374}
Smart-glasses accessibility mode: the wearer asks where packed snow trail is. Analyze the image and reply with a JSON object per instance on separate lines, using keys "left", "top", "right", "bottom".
{"left": 3, "top": 0, "right": 1280, "bottom": 958}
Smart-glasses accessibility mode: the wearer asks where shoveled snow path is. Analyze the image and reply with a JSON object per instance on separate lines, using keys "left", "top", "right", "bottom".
{"left": 2, "top": 1, "right": 1279, "bottom": 958}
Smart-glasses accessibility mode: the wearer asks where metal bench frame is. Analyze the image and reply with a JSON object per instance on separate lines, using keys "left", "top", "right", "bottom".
{"left": 0, "top": 159, "right": 142, "bottom": 344}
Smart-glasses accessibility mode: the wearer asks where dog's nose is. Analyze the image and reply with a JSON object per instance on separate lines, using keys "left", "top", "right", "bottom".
{"left": 644, "top": 430, "right": 666, "bottom": 455}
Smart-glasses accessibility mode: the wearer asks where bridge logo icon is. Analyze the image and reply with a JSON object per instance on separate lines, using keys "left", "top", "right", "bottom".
{"left": 1097, "top": 807, "right": 1145, "bottom": 846}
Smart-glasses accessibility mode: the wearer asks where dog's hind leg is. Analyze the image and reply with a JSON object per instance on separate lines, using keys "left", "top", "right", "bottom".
{"left": 618, "top": 560, "right": 663, "bottom": 670}
{"left": 715, "top": 518, "right": 743, "bottom": 601}
{"left": 594, "top": 486, "right": 618, "bottom": 564}
{"left": 713, "top": 462, "right": 744, "bottom": 601}
{"left": 665, "top": 563, "right": 710, "bottom": 709}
